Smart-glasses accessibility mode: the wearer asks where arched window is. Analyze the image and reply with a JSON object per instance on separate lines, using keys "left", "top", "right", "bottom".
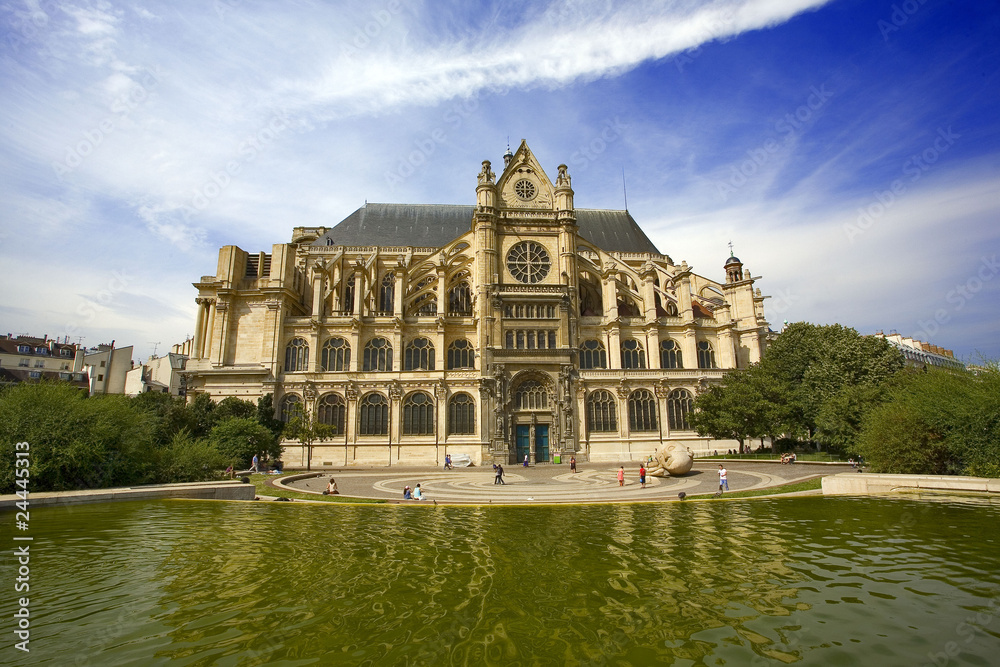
{"left": 620, "top": 339, "right": 646, "bottom": 369}
{"left": 321, "top": 337, "right": 350, "bottom": 371}
{"left": 363, "top": 337, "right": 393, "bottom": 371}
{"left": 343, "top": 275, "right": 355, "bottom": 314}
{"left": 378, "top": 273, "right": 395, "bottom": 314}
{"left": 448, "top": 393, "right": 476, "bottom": 434}
{"left": 697, "top": 341, "right": 717, "bottom": 369}
{"left": 279, "top": 393, "right": 303, "bottom": 423}
{"left": 586, "top": 390, "right": 617, "bottom": 433}
{"left": 514, "top": 380, "right": 548, "bottom": 410}
{"left": 359, "top": 393, "right": 389, "bottom": 435}
{"left": 660, "top": 339, "right": 683, "bottom": 369}
{"left": 284, "top": 338, "right": 309, "bottom": 373}
{"left": 667, "top": 389, "right": 694, "bottom": 430}
{"left": 628, "top": 389, "right": 658, "bottom": 432}
{"left": 317, "top": 393, "right": 346, "bottom": 434}
{"left": 579, "top": 339, "right": 607, "bottom": 370}
{"left": 448, "top": 282, "right": 472, "bottom": 315}
{"left": 402, "top": 392, "right": 434, "bottom": 435}
{"left": 447, "top": 339, "right": 474, "bottom": 369}
{"left": 404, "top": 337, "right": 435, "bottom": 371}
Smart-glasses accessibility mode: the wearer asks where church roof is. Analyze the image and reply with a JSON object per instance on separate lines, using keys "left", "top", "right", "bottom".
{"left": 313, "top": 203, "right": 661, "bottom": 254}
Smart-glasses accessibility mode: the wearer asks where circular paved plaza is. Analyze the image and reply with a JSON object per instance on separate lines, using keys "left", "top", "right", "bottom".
{"left": 281, "top": 460, "right": 841, "bottom": 504}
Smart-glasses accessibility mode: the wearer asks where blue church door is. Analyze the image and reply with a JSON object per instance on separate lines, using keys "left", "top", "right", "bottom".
{"left": 515, "top": 425, "right": 530, "bottom": 463}
{"left": 534, "top": 425, "right": 549, "bottom": 463}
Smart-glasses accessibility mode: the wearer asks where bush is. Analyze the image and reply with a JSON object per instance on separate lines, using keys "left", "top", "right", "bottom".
{"left": 856, "top": 403, "right": 950, "bottom": 474}
{"left": 208, "top": 418, "right": 277, "bottom": 468}
{"left": 158, "top": 430, "right": 228, "bottom": 483}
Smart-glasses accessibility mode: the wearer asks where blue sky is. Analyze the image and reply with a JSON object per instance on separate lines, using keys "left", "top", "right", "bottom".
{"left": 1, "top": 0, "right": 998, "bottom": 362}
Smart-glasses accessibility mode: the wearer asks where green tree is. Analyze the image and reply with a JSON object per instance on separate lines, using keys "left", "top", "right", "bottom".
{"left": 0, "top": 382, "right": 156, "bottom": 492}
{"left": 856, "top": 402, "right": 949, "bottom": 474}
{"left": 256, "top": 393, "right": 285, "bottom": 439}
{"left": 815, "top": 383, "right": 891, "bottom": 456}
{"left": 690, "top": 367, "right": 786, "bottom": 451}
{"left": 214, "top": 396, "right": 257, "bottom": 422}
{"left": 158, "top": 429, "right": 228, "bottom": 483}
{"left": 208, "top": 418, "right": 278, "bottom": 469}
{"left": 283, "top": 415, "right": 335, "bottom": 471}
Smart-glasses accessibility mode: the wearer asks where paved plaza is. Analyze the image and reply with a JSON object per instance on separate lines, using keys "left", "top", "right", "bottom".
{"left": 280, "top": 460, "right": 842, "bottom": 504}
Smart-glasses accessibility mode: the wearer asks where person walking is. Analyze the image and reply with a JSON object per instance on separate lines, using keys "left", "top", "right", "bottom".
{"left": 570, "top": 456, "right": 577, "bottom": 473}
{"left": 718, "top": 465, "right": 729, "bottom": 492}
{"left": 250, "top": 453, "right": 259, "bottom": 473}
{"left": 617, "top": 466, "right": 625, "bottom": 487}
{"left": 523, "top": 453, "right": 529, "bottom": 468}
{"left": 495, "top": 463, "right": 505, "bottom": 485}
{"left": 444, "top": 454, "right": 453, "bottom": 470}
{"left": 639, "top": 463, "right": 646, "bottom": 489}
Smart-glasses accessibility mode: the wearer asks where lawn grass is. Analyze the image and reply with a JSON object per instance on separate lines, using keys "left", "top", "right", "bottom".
{"left": 246, "top": 473, "right": 385, "bottom": 503}
{"left": 686, "top": 476, "right": 823, "bottom": 500}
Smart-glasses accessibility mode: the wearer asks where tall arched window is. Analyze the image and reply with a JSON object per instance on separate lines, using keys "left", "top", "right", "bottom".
{"left": 284, "top": 338, "right": 309, "bottom": 373}
{"left": 448, "top": 282, "right": 472, "bottom": 315}
{"left": 363, "top": 337, "right": 393, "bottom": 371}
{"left": 620, "top": 339, "right": 646, "bottom": 369}
{"left": 279, "top": 393, "right": 303, "bottom": 423}
{"left": 378, "top": 273, "right": 395, "bottom": 314}
{"left": 697, "top": 341, "right": 717, "bottom": 369}
{"left": 343, "top": 275, "right": 355, "bottom": 314}
{"left": 317, "top": 393, "right": 346, "bottom": 434}
{"left": 448, "top": 393, "right": 476, "bottom": 434}
{"left": 447, "top": 339, "right": 474, "bottom": 369}
{"left": 668, "top": 389, "right": 694, "bottom": 430}
{"left": 321, "top": 337, "right": 350, "bottom": 371}
{"left": 628, "top": 389, "right": 658, "bottom": 432}
{"left": 404, "top": 338, "right": 435, "bottom": 371}
{"left": 579, "top": 339, "right": 607, "bottom": 369}
{"left": 402, "top": 392, "right": 434, "bottom": 435}
{"left": 586, "top": 390, "right": 617, "bottom": 433}
{"left": 514, "top": 380, "right": 548, "bottom": 410}
{"left": 660, "top": 339, "right": 683, "bottom": 369}
{"left": 359, "top": 393, "right": 389, "bottom": 435}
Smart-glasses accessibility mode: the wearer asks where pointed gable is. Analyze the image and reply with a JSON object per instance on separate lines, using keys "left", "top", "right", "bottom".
{"left": 496, "top": 140, "right": 555, "bottom": 210}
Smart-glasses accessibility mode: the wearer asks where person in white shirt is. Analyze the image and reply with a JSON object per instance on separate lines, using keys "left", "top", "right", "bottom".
{"left": 718, "top": 465, "right": 729, "bottom": 492}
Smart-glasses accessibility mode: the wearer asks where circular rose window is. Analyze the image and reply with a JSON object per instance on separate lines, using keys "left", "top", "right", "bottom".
{"left": 506, "top": 241, "right": 551, "bottom": 284}
{"left": 513, "top": 179, "right": 537, "bottom": 201}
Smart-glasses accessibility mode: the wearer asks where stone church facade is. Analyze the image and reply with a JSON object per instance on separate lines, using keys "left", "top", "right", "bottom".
{"left": 183, "top": 142, "right": 769, "bottom": 467}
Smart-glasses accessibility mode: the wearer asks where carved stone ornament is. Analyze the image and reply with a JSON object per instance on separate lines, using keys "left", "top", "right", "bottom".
{"left": 303, "top": 381, "right": 317, "bottom": 401}
{"left": 345, "top": 383, "right": 359, "bottom": 401}
{"left": 388, "top": 382, "right": 403, "bottom": 400}
{"left": 478, "top": 160, "right": 495, "bottom": 184}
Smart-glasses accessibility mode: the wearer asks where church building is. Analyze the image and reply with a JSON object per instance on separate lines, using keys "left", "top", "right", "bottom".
{"left": 182, "top": 141, "right": 769, "bottom": 467}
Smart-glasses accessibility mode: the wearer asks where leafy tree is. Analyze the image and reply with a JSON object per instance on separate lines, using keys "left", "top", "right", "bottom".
{"left": 690, "top": 367, "right": 786, "bottom": 451}
{"left": 214, "top": 396, "right": 257, "bottom": 422}
{"left": 132, "top": 391, "right": 198, "bottom": 446}
{"left": 158, "top": 429, "right": 228, "bottom": 483}
{"left": 858, "top": 365, "right": 1000, "bottom": 476}
{"left": 856, "top": 403, "right": 949, "bottom": 474}
{"left": 256, "top": 393, "right": 285, "bottom": 439}
{"left": 208, "top": 417, "right": 278, "bottom": 469}
{"left": 0, "top": 382, "right": 156, "bottom": 492}
{"left": 815, "top": 383, "right": 891, "bottom": 456}
{"left": 186, "top": 392, "right": 218, "bottom": 438}
{"left": 283, "top": 415, "right": 335, "bottom": 471}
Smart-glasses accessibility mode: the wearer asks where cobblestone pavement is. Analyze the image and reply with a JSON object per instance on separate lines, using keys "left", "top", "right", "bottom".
{"left": 282, "top": 461, "right": 844, "bottom": 504}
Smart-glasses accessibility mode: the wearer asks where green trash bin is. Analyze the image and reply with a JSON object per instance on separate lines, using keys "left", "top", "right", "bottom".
{"left": 554, "top": 454, "right": 562, "bottom": 464}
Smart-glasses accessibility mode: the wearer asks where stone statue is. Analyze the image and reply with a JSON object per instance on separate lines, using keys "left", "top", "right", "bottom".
{"left": 647, "top": 443, "right": 694, "bottom": 477}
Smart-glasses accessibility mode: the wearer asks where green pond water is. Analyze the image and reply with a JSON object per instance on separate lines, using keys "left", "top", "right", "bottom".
{"left": 2, "top": 496, "right": 999, "bottom": 666}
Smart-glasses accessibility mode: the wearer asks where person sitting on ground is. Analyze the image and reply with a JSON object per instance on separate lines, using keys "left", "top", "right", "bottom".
{"left": 323, "top": 477, "right": 338, "bottom": 495}
{"left": 413, "top": 484, "right": 423, "bottom": 500}
{"left": 403, "top": 485, "right": 412, "bottom": 500}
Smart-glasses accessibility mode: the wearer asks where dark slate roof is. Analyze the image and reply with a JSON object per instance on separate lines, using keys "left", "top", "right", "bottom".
{"left": 314, "top": 203, "right": 661, "bottom": 254}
